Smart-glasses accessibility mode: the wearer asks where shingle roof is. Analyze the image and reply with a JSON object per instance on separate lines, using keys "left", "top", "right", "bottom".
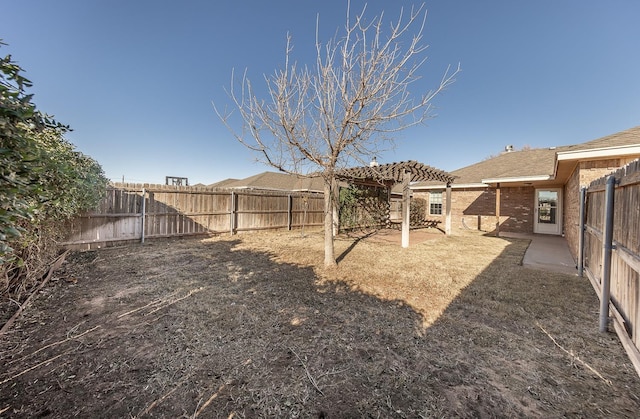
{"left": 208, "top": 178, "right": 240, "bottom": 188}
{"left": 218, "top": 127, "right": 640, "bottom": 191}
{"left": 560, "top": 125, "right": 640, "bottom": 152}
{"left": 216, "top": 172, "right": 324, "bottom": 192}
{"left": 414, "top": 125, "right": 640, "bottom": 186}
{"left": 444, "top": 147, "right": 558, "bottom": 185}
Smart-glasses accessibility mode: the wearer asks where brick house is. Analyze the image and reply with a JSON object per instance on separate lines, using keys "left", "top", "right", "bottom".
{"left": 412, "top": 126, "right": 640, "bottom": 259}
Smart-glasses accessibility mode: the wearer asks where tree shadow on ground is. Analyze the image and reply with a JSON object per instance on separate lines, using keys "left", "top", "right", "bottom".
{"left": 418, "top": 237, "right": 639, "bottom": 417}
{"left": 0, "top": 236, "right": 638, "bottom": 418}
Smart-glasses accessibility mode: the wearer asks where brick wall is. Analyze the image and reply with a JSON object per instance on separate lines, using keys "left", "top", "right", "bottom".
{"left": 579, "top": 159, "right": 625, "bottom": 184}
{"left": 564, "top": 158, "right": 625, "bottom": 259}
{"left": 498, "top": 186, "right": 535, "bottom": 233}
{"left": 415, "top": 158, "right": 637, "bottom": 245}
{"left": 564, "top": 167, "right": 581, "bottom": 259}
{"left": 414, "top": 186, "right": 535, "bottom": 234}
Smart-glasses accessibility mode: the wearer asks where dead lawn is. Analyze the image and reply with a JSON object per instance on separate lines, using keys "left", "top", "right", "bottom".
{"left": 0, "top": 229, "right": 638, "bottom": 418}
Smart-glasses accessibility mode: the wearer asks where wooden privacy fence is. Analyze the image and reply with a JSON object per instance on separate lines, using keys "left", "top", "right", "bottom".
{"left": 62, "top": 183, "right": 325, "bottom": 249}
{"left": 579, "top": 159, "right": 640, "bottom": 375}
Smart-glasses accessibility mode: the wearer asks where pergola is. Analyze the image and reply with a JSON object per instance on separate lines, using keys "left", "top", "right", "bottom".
{"left": 336, "top": 160, "right": 456, "bottom": 247}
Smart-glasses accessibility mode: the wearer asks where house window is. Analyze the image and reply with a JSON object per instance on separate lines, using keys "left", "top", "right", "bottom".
{"left": 429, "top": 191, "right": 443, "bottom": 215}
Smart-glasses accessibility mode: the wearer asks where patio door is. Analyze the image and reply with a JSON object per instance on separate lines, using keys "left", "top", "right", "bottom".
{"left": 534, "top": 188, "right": 562, "bottom": 235}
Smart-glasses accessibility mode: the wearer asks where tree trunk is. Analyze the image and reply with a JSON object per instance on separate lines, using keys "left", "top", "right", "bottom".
{"left": 323, "top": 178, "right": 337, "bottom": 267}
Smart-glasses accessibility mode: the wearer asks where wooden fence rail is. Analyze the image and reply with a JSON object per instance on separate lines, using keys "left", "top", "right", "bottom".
{"left": 62, "top": 183, "right": 325, "bottom": 249}
{"left": 581, "top": 159, "right": 640, "bottom": 375}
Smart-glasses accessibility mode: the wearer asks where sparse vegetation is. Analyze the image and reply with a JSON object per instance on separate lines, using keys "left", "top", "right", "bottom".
{"left": 1, "top": 230, "right": 638, "bottom": 417}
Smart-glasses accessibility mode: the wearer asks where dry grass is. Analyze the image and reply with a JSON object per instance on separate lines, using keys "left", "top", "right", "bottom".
{"left": 0, "top": 228, "right": 639, "bottom": 418}
{"left": 232, "top": 229, "right": 514, "bottom": 327}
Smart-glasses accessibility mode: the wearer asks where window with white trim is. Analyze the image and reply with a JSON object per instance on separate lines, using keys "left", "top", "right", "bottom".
{"left": 429, "top": 191, "right": 443, "bottom": 215}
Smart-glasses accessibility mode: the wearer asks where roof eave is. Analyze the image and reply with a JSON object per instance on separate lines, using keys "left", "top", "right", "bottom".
{"left": 411, "top": 182, "right": 487, "bottom": 190}
{"left": 557, "top": 144, "right": 640, "bottom": 161}
{"left": 481, "top": 175, "right": 554, "bottom": 184}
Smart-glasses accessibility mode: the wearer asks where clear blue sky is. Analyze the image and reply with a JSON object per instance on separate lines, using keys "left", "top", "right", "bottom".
{"left": 3, "top": 0, "right": 639, "bottom": 185}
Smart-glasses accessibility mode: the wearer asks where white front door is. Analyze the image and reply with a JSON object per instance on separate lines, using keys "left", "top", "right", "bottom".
{"left": 534, "top": 188, "right": 562, "bottom": 235}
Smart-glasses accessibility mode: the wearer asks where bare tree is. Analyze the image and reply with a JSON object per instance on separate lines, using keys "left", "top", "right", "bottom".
{"left": 215, "top": 2, "right": 459, "bottom": 267}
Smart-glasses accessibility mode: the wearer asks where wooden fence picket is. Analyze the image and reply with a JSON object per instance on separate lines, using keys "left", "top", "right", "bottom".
{"left": 581, "top": 159, "right": 640, "bottom": 375}
{"left": 62, "top": 184, "right": 324, "bottom": 249}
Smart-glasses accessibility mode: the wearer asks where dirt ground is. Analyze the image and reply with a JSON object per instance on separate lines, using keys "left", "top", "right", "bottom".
{"left": 1, "top": 229, "right": 639, "bottom": 418}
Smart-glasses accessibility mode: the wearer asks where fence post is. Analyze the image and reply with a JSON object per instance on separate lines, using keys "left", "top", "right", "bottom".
{"left": 599, "top": 176, "right": 616, "bottom": 333}
{"left": 577, "top": 187, "right": 586, "bottom": 277}
{"left": 230, "top": 191, "right": 236, "bottom": 236}
{"left": 287, "top": 194, "right": 293, "bottom": 231}
{"left": 445, "top": 182, "right": 452, "bottom": 236}
{"left": 140, "top": 188, "right": 146, "bottom": 244}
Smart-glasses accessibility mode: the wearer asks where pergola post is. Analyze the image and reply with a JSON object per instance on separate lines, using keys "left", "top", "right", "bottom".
{"left": 445, "top": 182, "right": 452, "bottom": 236}
{"left": 495, "top": 182, "right": 501, "bottom": 237}
{"left": 385, "top": 185, "right": 392, "bottom": 229}
{"left": 401, "top": 170, "right": 411, "bottom": 248}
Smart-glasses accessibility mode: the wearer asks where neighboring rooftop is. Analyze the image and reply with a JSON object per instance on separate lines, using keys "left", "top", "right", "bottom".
{"left": 213, "top": 171, "right": 324, "bottom": 193}
{"left": 208, "top": 178, "right": 239, "bottom": 188}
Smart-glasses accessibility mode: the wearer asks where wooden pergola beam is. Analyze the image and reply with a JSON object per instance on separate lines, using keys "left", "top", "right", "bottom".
{"left": 335, "top": 160, "right": 455, "bottom": 185}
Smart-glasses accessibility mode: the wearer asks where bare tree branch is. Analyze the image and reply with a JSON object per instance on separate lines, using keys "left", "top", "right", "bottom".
{"left": 213, "top": 1, "right": 459, "bottom": 266}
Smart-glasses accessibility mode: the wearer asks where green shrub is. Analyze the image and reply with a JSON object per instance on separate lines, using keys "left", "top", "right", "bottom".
{"left": 339, "top": 184, "right": 389, "bottom": 230}
{"left": 1, "top": 42, "right": 107, "bottom": 297}
{"left": 410, "top": 197, "right": 427, "bottom": 225}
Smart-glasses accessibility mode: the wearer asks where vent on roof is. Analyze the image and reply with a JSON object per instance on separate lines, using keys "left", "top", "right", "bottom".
{"left": 504, "top": 145, "right": 514, "bottom": 152}
{"left": 369, "top": 157, "right": 379, "bottom": 167}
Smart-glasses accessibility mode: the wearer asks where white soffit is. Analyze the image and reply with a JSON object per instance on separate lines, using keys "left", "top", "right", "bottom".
{"left": 411, "top": 183, "right": 487, "bottom": 190}
{"left": 557, "top": 145, "right": 640, "bottom": 161}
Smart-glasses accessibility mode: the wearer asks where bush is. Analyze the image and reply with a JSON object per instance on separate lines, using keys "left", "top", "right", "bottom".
{"left": 410, "top": 197, "right": 427, "bottom": 225}
{"left": 339, "top": 184, "right": 389, "bottom": 230}
{"left": 1, "top": 42, "right": 107, "bottom": 298}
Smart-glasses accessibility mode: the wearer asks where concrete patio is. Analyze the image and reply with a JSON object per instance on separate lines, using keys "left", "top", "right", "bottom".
{"left": 501, "top": 232, "right": 578, "bottom": 276}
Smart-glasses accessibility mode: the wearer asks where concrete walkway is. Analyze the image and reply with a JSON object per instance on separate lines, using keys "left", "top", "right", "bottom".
{"left": 500, "top": 232, "right": 578, "bottom": 276}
